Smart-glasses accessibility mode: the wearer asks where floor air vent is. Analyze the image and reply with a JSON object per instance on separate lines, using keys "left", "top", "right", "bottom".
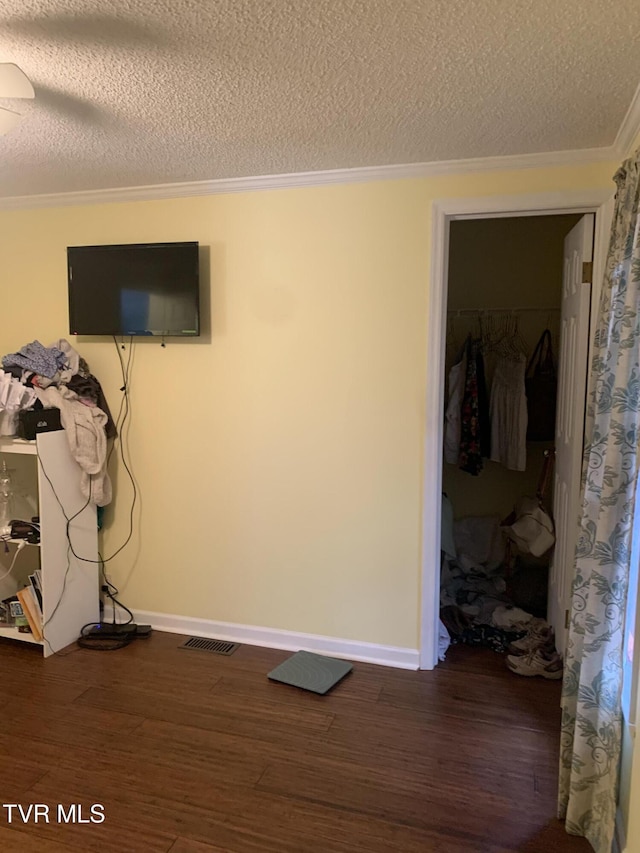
{"left": 179, "top": 637, "right": 240, "bottom": 655}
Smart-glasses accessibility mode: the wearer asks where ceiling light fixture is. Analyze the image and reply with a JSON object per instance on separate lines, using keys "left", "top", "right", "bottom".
{"left": 0, "top": 63, "right": 35, "bottom": 135}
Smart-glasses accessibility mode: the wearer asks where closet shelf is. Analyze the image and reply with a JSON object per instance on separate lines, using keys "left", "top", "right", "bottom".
{"left": 0, "top": 625, "right": 42, "bottom": 645}
{"left": 448, "top": 307, "right": 560, "bottom": 316}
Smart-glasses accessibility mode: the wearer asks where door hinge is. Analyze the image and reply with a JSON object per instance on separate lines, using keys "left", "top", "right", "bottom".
{"left": 565, "top": 609, "right": 570, "bottom": 629}
{"left": 582, "top": 261, "right": 593, "bottom": 283}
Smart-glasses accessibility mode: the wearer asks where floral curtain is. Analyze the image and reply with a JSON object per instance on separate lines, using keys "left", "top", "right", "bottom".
{"left": 558, "top": 151, "right": 640, "bottom": 853}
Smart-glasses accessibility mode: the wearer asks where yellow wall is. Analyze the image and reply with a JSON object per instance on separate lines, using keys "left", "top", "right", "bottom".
{"left": 0, "top": 160, "right": 616, "bottom": 650}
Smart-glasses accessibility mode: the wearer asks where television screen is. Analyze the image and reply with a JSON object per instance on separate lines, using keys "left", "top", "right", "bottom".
{"left": 67, "top": 241, "right": 200, "bottom": 337}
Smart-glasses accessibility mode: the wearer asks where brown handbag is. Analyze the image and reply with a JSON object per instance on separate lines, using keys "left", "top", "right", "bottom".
{"left": 525, "top": 329, "right": 557, "bottom": 441}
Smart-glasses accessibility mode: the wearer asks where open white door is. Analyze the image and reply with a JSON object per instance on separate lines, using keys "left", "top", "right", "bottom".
{"left": 548, "top": 214, "right": 594, "bottom": 657}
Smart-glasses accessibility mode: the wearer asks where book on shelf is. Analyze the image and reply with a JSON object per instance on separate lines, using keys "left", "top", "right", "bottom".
{"left": 26, "top": 579, "right": 43, "bottom": 626}
{"left": 16, "top": 587, "right": 42, "bottom": 641}
{"left": 29, "top": 572, "right": 43, "bottom": 612}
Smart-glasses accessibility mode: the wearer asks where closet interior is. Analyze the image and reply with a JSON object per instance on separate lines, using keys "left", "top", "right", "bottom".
{"left": 439, "top": 213, "right": 582, "bottom": 673}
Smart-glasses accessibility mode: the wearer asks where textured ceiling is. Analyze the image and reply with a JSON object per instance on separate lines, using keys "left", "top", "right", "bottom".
{"left": 0, "top": 0, "right": 639, "bottom": 198}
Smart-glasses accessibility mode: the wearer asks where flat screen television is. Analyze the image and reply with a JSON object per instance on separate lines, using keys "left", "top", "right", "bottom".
{"left": 67, "top": 241, "right": 200, "bottom": 337}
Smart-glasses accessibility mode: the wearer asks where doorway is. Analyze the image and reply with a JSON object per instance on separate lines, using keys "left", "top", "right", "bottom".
{"left": 441, "top": 213, "right": 583, "bottom": 665}
{"left": 420, "top": 190, "right": 614, "bottom": 670}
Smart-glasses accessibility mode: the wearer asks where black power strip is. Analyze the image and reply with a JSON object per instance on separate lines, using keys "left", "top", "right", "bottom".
{"left": 86, "top": 623, "right": 152, "bottom": 639}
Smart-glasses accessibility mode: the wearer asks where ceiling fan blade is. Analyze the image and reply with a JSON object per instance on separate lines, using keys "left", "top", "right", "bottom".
{"left": 0, "top": 63, "right": 35, "bottom": 99}
{"left": 0, "top": 106, "right": 24, "bottom": 134}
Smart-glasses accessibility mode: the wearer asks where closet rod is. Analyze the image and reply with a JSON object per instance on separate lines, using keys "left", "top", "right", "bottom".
{"left": 447, "top": 307, "right": 560, "bottom": 316}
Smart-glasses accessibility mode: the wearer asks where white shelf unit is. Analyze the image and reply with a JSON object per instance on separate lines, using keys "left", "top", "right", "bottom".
{"left": 0, "top": 431, "right": 99, "bottom": 657}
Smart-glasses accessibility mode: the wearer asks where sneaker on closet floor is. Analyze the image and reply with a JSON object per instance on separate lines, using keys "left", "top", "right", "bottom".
{"left": 507, "top": 624, "right": 554, "bottom": 656}
{"left": 506, "top": 648, "right": 563, "bottom": 680}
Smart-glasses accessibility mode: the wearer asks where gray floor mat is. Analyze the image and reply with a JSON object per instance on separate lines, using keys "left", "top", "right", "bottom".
{"left": 267, "top": 650, "right": 353, "bottom": 694}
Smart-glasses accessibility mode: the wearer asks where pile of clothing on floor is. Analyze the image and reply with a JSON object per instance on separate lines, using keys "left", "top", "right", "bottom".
{"left": 439, "top": 494, "right": 562, "bottom": 678}
{"left": 0, "top": 339, "right": 116, "bottom": 506}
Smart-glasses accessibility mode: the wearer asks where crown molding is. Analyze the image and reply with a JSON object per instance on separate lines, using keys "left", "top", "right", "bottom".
{"left": 0, "top": 145, "right": 615, "bottom": 211}
{"left": 613, "top": 81, "right": 640, "bottom": 159}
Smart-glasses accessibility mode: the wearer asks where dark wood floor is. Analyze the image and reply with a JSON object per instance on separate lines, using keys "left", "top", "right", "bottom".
{"left": 0, "top": 633, "right": 590, "bottom": 853}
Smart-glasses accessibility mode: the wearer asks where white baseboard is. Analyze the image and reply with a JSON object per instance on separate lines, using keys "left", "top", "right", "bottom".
{"left": 132, "top": 609, "right": 419, "bottom": 670}
{"left": 614, "top": 807, "right": 627, "bottom": 853}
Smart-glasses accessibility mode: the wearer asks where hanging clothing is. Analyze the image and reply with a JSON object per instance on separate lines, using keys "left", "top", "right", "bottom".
{"left": 476, "top": 347, "right": 491, "bottom": 458}
{"left": 66, "top": 372, "right": 117, "bottom": 439}
{"left": 35, "top": 386, "right": 112, "bottom": 507}
{"left": 443, "top": 353, "right": 466, "bottom": 464}
{"left": 458, "top": 338, "right": 489, "bottom": 476}
{"left": 489, "top": 355, "right": 528, "bottom": 471}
